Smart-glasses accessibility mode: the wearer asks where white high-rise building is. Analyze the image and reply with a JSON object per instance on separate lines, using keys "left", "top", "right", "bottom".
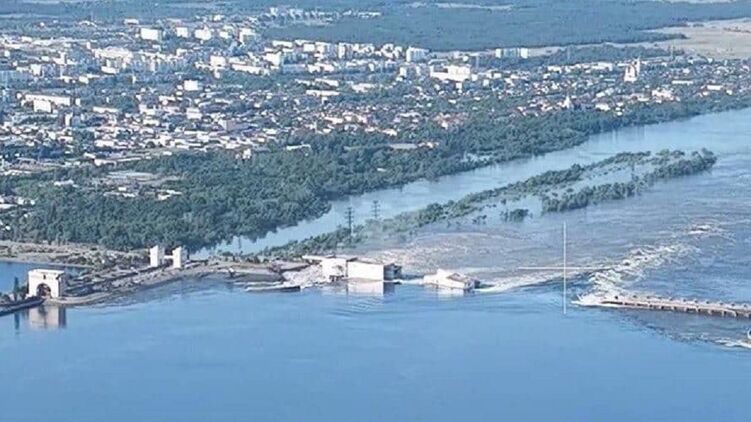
{"left": 194, "top": 28, "right": 213, "bottom": 42}
{"left": 406, "top": 47, "right": 429, "bottom": 63}
{"left": 183, "top": 80, "right": 202, "bottom": 92}
{"left": 172, "top": 247, "right": 186, "bottom": 269}
{"left": 139, "top": 28, "right": 163, "bottom": 43}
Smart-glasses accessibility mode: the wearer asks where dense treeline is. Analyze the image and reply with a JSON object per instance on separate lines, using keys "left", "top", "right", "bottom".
{"left": 267, "top": 0, "right": 751, "bottom": 51}
{"left": 4, "top": 0, "right": 751, "bottom": 48}
{"left": 541, "top": 150, "right": 716, "bottom": 212}
{"left": 8, "top": 142, "right": 474, "bottom": 251}
{"left": 2, "top": 93, "right": 744, "bottom": 252}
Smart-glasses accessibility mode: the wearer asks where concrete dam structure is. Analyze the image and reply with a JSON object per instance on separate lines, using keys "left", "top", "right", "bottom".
{"left": 583, "top": 294, "right": 751, "bottom": 319}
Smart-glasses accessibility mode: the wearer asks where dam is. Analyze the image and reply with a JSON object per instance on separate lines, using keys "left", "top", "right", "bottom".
{"left": 581, "top": 294, "right": 751, "bottom": 319}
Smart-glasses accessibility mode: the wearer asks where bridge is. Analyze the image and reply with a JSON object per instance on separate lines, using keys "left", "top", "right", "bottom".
{"left": 582, "top": 294, "right": 751, "bottom": 319}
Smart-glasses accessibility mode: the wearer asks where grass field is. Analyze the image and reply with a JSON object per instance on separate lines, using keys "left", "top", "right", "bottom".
{"left": 651, "top": 19, "right": 751, "bottom": 59}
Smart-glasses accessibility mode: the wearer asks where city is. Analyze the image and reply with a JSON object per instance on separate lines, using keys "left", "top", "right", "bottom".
{"left": 2, "top": 1, "right": 751, "bottom": 421}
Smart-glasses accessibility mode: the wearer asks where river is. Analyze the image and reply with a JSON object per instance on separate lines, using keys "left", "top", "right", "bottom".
{"left": 2, "top": 108, "right": 751, "bottom": 421}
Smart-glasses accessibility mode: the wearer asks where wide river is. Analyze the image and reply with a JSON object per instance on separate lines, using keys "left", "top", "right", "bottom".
{"left": 3, "top": 108, "right": 751, "bottom": 421}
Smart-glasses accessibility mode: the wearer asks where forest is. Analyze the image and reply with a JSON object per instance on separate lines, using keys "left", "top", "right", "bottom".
{"left": 541, "top": 150, "right": 717, "bottom": 213}
{"left": 4, "top": 0, "right": 751, "bottom": 50}
{"left": 266, "top": 0, "right": 751, "bottom": 51}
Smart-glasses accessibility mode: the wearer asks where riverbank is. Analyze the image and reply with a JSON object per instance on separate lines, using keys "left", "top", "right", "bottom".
{"left": 0, "top": 239, "right": 142, "bottom": 269}
{"left": 202, "top": 105, "right": 751, "bottom": 258}
{"left": 0, "top": 238, "right": 296, "bottom": 310}
{"left": 0, "top": 296, "right": 44, "bottom": 316}
{"left": 5, "top": 103, "right": 751, "bottom": 422}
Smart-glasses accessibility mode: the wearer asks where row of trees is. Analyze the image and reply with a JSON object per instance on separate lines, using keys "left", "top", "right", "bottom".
{"left": 541, "top": 150, "right": 716, "bottom": 213}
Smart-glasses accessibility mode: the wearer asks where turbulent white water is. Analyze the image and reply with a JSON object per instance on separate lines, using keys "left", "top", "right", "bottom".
{"left": 283, "top": 265, "right": 326, "bottom": 288}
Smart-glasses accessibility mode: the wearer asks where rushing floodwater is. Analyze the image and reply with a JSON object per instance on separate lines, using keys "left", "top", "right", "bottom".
{"left": 3, "top": 108, "right": 751, "bottom": 421}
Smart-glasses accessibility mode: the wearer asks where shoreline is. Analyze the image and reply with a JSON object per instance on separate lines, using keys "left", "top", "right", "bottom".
{"left": 0, "top": 239, "right": 142, "bottom": 270}
{"left": 0, "top": 256, "right": 92, "bottom": 269}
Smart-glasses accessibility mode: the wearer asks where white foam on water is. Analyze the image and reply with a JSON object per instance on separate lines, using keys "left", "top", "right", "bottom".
{"left": 396, "top": 277, "right": 425, "bottom": 286}
{"left": 283, "top": 265, "right": 326, "bottom": 288}
{"left": 578, "top": 221, "right": 729, "bottom": 304}
{"left": 369, "top": 219, "right": 732, "bottom": 303}
{"left": 590, "top": 244, "right": 696, "bottom": 290}
{"left": 684, "top": 221, "right": 734, "bottom": 241}
{"left": 716, "top": 338, "right": 751, "bottom": 351}
{"left": 476, "top": 272, "right": 558, "bottom": 293}
{"left": 577, "top": 243, "right": 696, "bottom": 304}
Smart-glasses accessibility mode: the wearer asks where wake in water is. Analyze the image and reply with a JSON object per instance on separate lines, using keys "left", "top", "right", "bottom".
{"left": 716, "top": 338, "right": 751, "bottom": 350}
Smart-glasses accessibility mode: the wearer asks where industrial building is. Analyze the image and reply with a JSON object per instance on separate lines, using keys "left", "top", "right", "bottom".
{"left": 304, "top": 255, "right": 402, "bottom": 282}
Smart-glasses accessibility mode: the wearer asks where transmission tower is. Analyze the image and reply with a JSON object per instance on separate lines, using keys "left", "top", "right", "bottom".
{"left": 345, "top": 206, "right": 354, "bottom": 238}
{"left": 371, "top": 200, "right": 380, "bottom": 221}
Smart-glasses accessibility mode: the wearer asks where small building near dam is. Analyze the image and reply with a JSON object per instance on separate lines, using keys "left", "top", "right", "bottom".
{"left": 28, "top": 269, "right": 68, "bottom": 298}
{"left": 423, "top": 270, "right": 478, "bottom": 292}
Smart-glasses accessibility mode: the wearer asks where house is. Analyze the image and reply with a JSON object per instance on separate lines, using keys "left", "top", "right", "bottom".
{"left": 304, "top": 255, "right": 402, "bottom": 282}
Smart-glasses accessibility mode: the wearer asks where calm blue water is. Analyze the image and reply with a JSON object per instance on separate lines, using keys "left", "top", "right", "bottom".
{"left": 1, "top": 286, "right": 750, "bottom": 421}
{"left": 2, "top": 108, "right": 751, "bottom": 421}
{"left": 0, "top": 261, "right": 38, "bottom": 292}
